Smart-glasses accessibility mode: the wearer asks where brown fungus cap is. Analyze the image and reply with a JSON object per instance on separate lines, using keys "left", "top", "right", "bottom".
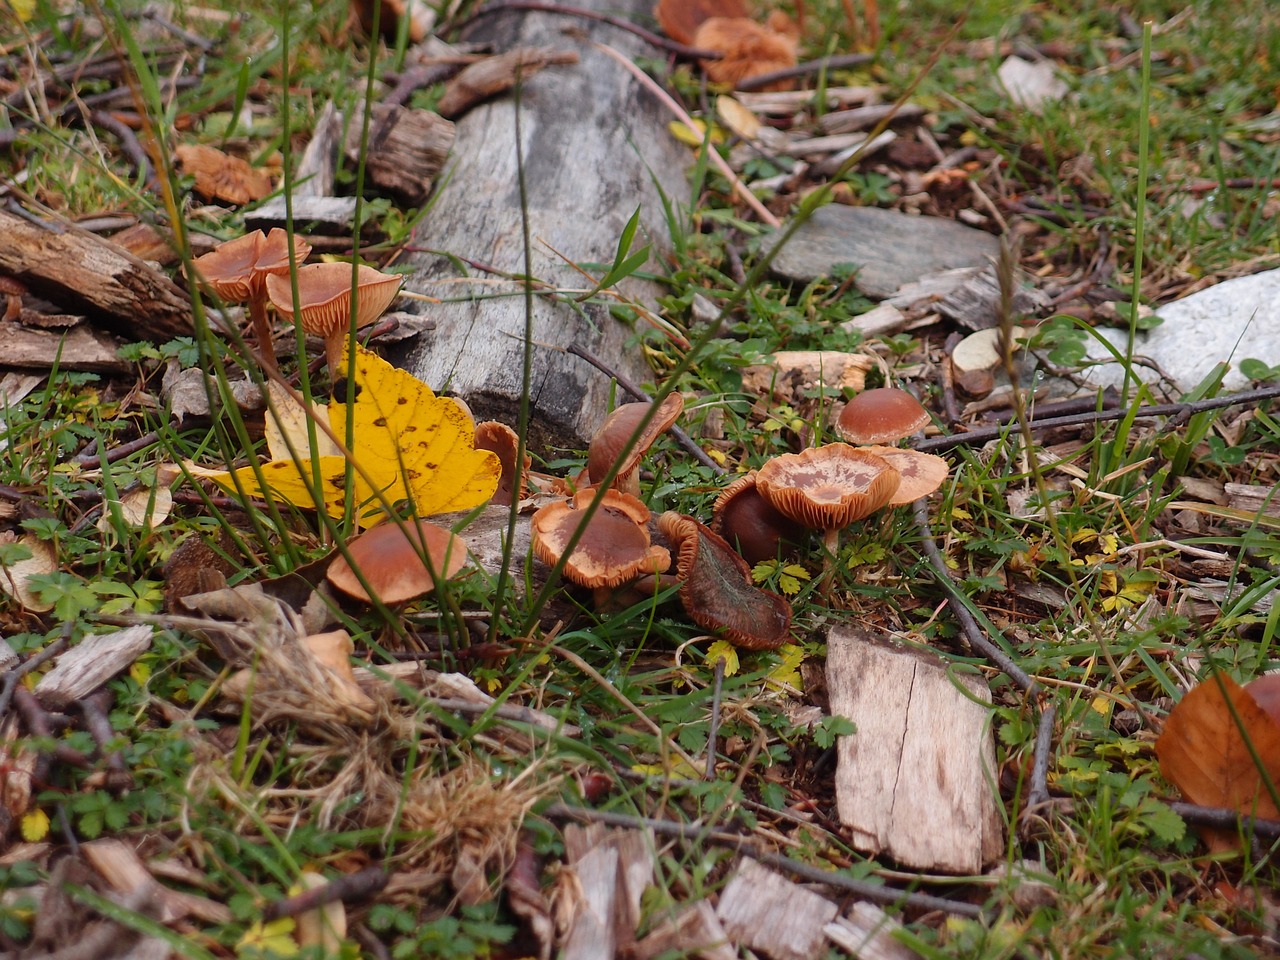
{"left": 712, "top": 471, "right": 799, "bottom": 564}
{"left": 190, "top": 228, "right": 311, "bottom": 303}
{"left": 586, "top": 394, "right": 684, "bottom": 492}
{"left": 833, "top": 387, "right": 931, "bottom": 446}
{"left": 530, "top": 488, "right": 671, "bottom": 589}
{"left": 474, "top": 421, "right": 530, "bottom": 506}
{"left": 858, "top": 446, "right": 950, "bottom": 506}
{"left": 658, "top": 511, "right": 792, "bottom": 650}
{"left": 755, "top": 444, "right": 901, "bottom": 531}
{"left": 327, "top": 519, "right": 468, "bottom": 604}
{"left": 266, "top": 262, "right": 403, "bottom": 338}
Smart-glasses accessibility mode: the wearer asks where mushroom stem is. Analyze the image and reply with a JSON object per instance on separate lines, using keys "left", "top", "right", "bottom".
{"left": 247, "top": 294, "right": 278, "bottom": 373}
{"left": 821, "top": 527, "right": 840, "bottom": 599}
{"left": 324, "top": 333, "right": 347, "bottom": 372}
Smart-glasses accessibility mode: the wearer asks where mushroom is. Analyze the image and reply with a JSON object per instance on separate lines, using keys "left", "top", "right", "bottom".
{"left": 658, "top": 511, "right": 792, "bottom": 649}
{"left": 586, "top": 394, "right": 685, "bottom": 494}
{"left": 712, "top": 471, "right": 799, "bottom": 564}
{"left": 530, "top": 489, "right": 671, "bottom": 599}
{"left": 189, "top": 228, "right": 312, "bottom": 372}
{"left": 474, "top": 421, "right": 530, "bottom": 506}
{"left": 327, "top": 519, "right": 468, "bottom": 604}
{"left": 832, "top": 387, "right": 931, "bottom": 446}
{"left": 754, "top": 443, "right": 900, "bottom": 566}
{"left": 266, "top": 262, "right": 403, "bottom": 371}
{"left": 857, "top": 446, "right": 950, "bottom": 505}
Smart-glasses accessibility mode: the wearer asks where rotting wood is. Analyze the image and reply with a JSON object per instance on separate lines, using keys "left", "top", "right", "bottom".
{"left": 0, "top": 210, "right": 191, "bottom": 343}
{"left": 33, "top": 626, "right": 154, "bottom": 710}
{"left": 716, "top": 857, "right": 839, "bottom": 960}
{"left": 0, "top": 319, "right": 129, "bottom": 373}
{"left": 631, "top": 900, "right": 735, "bottom": 960}
{"left": 344, "top": 103, "right": 454, "bottom": 207}
{"left": 826, "top": 625, "right": 1004, "bottom": 874}
{"left": 824, "top": 902, "right": 923, "bottom": 960}
{"left": 560, "top": 840, "right": 620, "bottom": 960}
{"left": 562, "top": 823, "right": 653, "bottom": 949}
{"left": 395, "top": 0, "right": 690, "bottom": 451}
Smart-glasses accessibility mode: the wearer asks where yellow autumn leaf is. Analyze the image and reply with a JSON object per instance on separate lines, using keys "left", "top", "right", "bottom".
{"left": 20, "top": 808, "right": 49, "bottom": 843}
{"left": 766, "top": 643, "right": 805, "bottom": 693}
{"left": 7, "top": 0, "right": 36, "bottom": 22}
{"left": 200, "top": 345, "right": 501, "bottom": 526}
{"left": 237, "top": 917, "right": 299, "bottom": 958}
{"left": 704, "top": 640, "right": 740, "bottom": 676}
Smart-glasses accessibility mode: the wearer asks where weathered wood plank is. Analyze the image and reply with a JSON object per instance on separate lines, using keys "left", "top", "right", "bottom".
{"left": 827, "top": 626, "right": 1004, "bottom": 874}
{"left": 396, "top": 0, "right": 690, "bottom": 449}
{"left": 717, "top": 858, "right": 839, "bottom": 960}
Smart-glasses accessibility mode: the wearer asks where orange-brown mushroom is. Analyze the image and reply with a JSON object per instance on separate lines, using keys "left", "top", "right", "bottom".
{"left": 712, "top": 471, "right": 800, "bottom": 564}
{"left": 266, "top": 262, "right": 403, "bottom": 371}
{"left": 327, "top": 519, "right": 467, "bottom": 604}
{"left": 755, "top": 444, "right": 900, "bottom": 561}
{"left": 189, "top": 228, "right": 312, "bottom": 372}
{"left": 833, "top": 387, "right": 931, "bottom": 446}
{"left": 655, "top": 0, "right": 749, "bottom": 45}
{"left": 693, "top": 16, "right": 799, "bottom": 89}
{"left": 857, "top": 446, "right": 949, "bottom": 506}
{"left": 658, "top": 511, "right": 792, "bottom": 649}
{"left": 530, "top": 488, "right": 670, "bottom": 591}
{"left": 586, "top": 394, "right": 685, "bottom": 494}
{"left": 474, "top": 421, "right": 530, "bottom": 506}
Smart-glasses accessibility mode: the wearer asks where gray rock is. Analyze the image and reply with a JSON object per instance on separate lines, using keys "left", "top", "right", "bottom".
{"left": 766, "top": 205, "right": 1001, "bottom": 299}
{"left": 1083, "top": 268, "right": 1280, "bottom": 393}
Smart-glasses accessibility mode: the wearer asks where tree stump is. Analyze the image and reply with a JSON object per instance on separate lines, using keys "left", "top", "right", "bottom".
{"left": 395, "top": 0, "right": 689, "bottom": 450}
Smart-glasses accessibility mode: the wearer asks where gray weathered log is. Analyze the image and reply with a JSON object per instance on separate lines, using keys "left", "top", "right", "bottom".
{"left": 396, "top": 0, "right": 689, "bottom": 450}
{"left": 0, "top": 210, "right": 191, "bottom": 342}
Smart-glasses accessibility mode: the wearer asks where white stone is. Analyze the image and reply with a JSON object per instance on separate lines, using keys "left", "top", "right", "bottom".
{"left": 997, "top": 57, "right": 1068, "bottom": 113}
{"left": 1082, "top": 269, "right": 1280, "bottom": 393}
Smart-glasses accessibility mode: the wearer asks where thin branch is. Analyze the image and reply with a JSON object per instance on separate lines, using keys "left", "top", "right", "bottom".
{"left": 733, "top": 53, "right": 875, "bottom": 92}
{"left": 261, "top": 868, "right": 389, "bottom": 923}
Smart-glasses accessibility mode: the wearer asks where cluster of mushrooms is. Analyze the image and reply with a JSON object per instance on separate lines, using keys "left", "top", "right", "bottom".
{"left": 528, "top": 387, "right": 949, "bottom": 649}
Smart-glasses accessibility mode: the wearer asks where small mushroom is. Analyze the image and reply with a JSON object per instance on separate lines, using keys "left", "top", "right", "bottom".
{"left": 189, "top": 229, "right": 312, "bottom": 372}
{"left": 474, "top": 421, "right": 530, "bottom": 506}
{"left": 530, "top": 488, "right": 671, "bottom": 594}
{"left": 712, "top": 471, "right": 800, "bottom": 564}
{"left": 327, "top": 519, "right": 468, "bottom": 604}
{"left": 857, "top": 446, "right": 950, "bottom": 505}
{"left": 755, "top": 443, "right": 900, "bottom": 563}
{"left": 658, "top": 511, "right": 792, "bottom": 649}
{"left": 586, "top": 394, "right": 685, "bottom": 494}
{"left": 266, "top": 262, "right": 403, "bottom": 371}
{"left": 833, "top": 387, "right": 931, "bottom": 446}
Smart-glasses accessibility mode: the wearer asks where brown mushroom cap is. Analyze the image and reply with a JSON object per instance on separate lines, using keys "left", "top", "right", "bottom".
{"left": 190, "top": 228, "right": 312, "bottom": 302}
{"left": 530, "top": 488, "right": 671, "bottom": 589}
{"left": 833, "top": 387, "right": 931, "bottom": 445}
{"left": 858, "top": 446, "right": 950, "bottom": 506}
{"left": 712, "top": 471, "right": 800, "bottom": 564}
{"left": 266, "top": 262, "right": 403, "bottom": 337}
{"left": 327, "top": 519, "right": 468, "bottom": 604}
{"left": 658, "top": 511, "right": 792, "bottom": 649}
{"left": 755, "top": 444, "right": 901, "bottom": 530}
{"left": 586, "top": 394, "right": 685, "bottom": 491}
{"left": 474, "top": 421, "right": 530, "bottom": 506}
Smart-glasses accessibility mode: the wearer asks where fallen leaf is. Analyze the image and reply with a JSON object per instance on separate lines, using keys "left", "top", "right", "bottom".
{"left": 0, "top": 533, "right": 58, "bottom": 612}
{"left": 293, "top": 871, "right": 346, "bottom": 954}
{"left": 1155, "top": 673, "right": 1280, "bottom": 851}
{"left": 198, "top": 344, "right": 501, "bottom": 526}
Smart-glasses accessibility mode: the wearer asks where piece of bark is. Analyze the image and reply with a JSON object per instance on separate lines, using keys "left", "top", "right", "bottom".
{"left": 294, "top": 99, "right": 342, "bottom": 198}
{"left": 824, "top": 902, "right": 923, "bottom": 960}
{"left": 1224, "top": 482, "right": 1280, "bottom": 519}
{"left": 561, "top": 824, "right": 652, "bottom": 945}
{"left": 934, "top": 264, "right": 1050, "bottom": 331}
{"left": 827, "top": 626, "right": 1004, "bottom": 874}
{"left": 436, "top": 47, "right": 580, "bottom": 119}
{"left": 82, "top": 838, "right": 233, "bottom": 925}
{"left": 717, "top": 858, "right": 838, "bottom": 960}
{"left": 33, "top": 626, "right": 154, "bottom": 710}
{"left": 0, "top": 210, "right": 192, "bottom": 342}
{"left": 0, "top": 319, "right": 129, "bottom": 373}
{"left": 741, "top": 350, "right": 876, "bottom": 403}
{"left": 560, "top": 844, "right": 620, "bottom": 960}
{"left": 343, "top": 103, "right": 454, "bottom": 207}
{"left": 246, "top": 196, "right": 363, "bottom": 238}
{"left": 631, "top": 900, "right": 735, "bottom": 960}
{"left": 396, "top": 0, "right": 690, "bottom": 450}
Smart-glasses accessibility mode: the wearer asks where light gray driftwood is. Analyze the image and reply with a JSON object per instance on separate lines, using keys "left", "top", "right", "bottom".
{"left": 717, "top": 858, "right": 838, "bottom": 960}
{"left": 33, "top": 626, "right": 153, "bottom": 710}
{"left": 827, "top": 625, "right": 1004, "bottom": 874}
{"left": 396, "top": 0, "right": 689, "bottom": 450}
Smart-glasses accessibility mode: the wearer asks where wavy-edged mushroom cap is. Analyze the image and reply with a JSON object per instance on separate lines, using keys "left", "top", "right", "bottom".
{"left": 833, "top": 387, "right": 931, "bottom": 445}
{"left": 655, "top": 0, "right": 749, "bottom": 45}
{"left": 586, "top": 394, "right": 685, "bottom": 492}
{"left": 266, "top": 262, "right": 403, "bottom": 337}
{"left": 474, "top": 421, "right": 530, "bottom": 506}
{"left": 858, "top": 446, "right": 950, "bottom": 506}
{"left": 755, "top": 444, "right": 901, "bottom": 531}
{"left": 327, "top": 519, "right": 467, "bottom": 604}
{"left": 530, "top": 488, "right": 671, "bottom": 589}
{"left": 712, "top": 471, "right": 799, "bottom": 564}
{"left": 659, "top": 511, "right": 792, "bottom": 650}
{"left": 190, "top": 228, "right": 312, "bottom": 302}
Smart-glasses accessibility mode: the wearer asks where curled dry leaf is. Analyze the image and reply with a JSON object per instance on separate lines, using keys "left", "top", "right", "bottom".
{"left": 174, "top": 144, "right": 273, "bottom": 206}
{"left": 659, "top": 511, "right": 792, "bottom": 650}
{"left": 0, "top": 532, "right": 58, "bottom": 612}
{"left": 1155, "top": 672, "right": 1280, "bottom": 851}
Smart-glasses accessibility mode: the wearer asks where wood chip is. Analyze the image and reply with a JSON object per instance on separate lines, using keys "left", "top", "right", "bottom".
{"left": 345, "top": 104, "right": 455, "bottom": 207}
{"left": 560, "top": 844, "right": 620, "bottom": 960}
{"left": 741, "top": 350, "right": 878, "bottom": 402}
{"left": 717, "top": 858, "right": 838, "bottom": 960}
{"left": 33, "top": 626, "right": 153, "bottom": 710}
{"left": 632, "top": 900, "right": 735, "bottom": 960}
{"left": 827, "top": 625, "right": 1004, "bottom": 873}
{"left": 82, "top": 838, "right": 233, "bottom": 925}
{"left": 824, "top": 902, "right": 923, "bottom": 959}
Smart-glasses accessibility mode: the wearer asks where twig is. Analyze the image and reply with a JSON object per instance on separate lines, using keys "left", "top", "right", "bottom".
{"left": 566, "top": 342, "right": 726, "bottom": 476}
{"left": 706, "top": 656, "right": 726, "bottom": 779}
{"left": 72, "top": 431, "right": 160, "bottom": 468}
{"left": 78, "top": 691, "right": 132, "bottom": 792}
{"left": 451, "top": 1, "right": 722, "bottom": 61}
{"left": 542, "top": 803, "right": 986, "bottom": 918}
{"left": 1026, "top": 704, "right": 1056, "bottom": 811}
{"left": 261, "top": 868, "right": 389, "bottom": 922}
{"left": 913, "top": 384, "right": 1280, "bottom": 453}
{"left": 427, "top": 697, "right": 580, "bottom": 737}
{"left": 0, "top": 633, "right": 69, "bottom": 721}
{"left": 89, "top": 111, "right": 153, "bottom": 183}
{"left": 733, "top": 53, "right": 876, "bottom": 92}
